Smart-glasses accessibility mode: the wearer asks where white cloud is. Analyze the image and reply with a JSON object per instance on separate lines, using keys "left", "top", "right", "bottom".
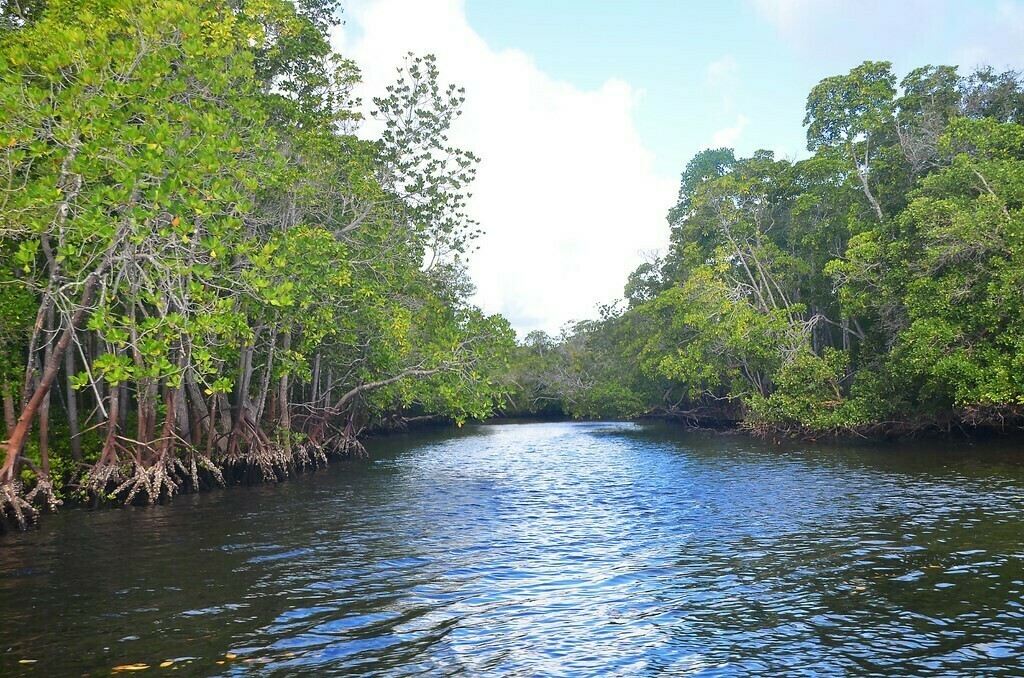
{"left": 706, "top": 55, "right": 739, "bottom": 86}
{"left": 333, "top": 0, "right": 677, "bottom": 336}
{"left": 750, "top": 0, "right": 828, "bottom": 38}
{"left": 706, "top": 55, "right": 740, "bottom": 119}
{"left": 710, "top": 114, "right": 750, "bottom": 148}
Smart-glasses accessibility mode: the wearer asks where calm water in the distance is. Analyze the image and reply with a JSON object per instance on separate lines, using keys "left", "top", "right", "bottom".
{"left": 2, "top": 421, "right": 1024, "bottom": 675}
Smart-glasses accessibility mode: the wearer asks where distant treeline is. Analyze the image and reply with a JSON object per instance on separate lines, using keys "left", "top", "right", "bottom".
{"left": 502, "top": 62, "right": 1024, "bottom": 438}
{"left": 0, "top": 0, "right": 512, "bottom": 529}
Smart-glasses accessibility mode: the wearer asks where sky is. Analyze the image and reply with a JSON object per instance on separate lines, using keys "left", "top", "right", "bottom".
{"left": 332, "top": 0, "right": 1024, "bottom": 337}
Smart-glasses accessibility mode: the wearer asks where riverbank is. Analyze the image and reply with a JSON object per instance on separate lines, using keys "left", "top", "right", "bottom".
{"left": 0, "top": 438, "right": 355, "bottom": 535}
{"left": 0, "top": 410, "right": 530, "bottom": 534}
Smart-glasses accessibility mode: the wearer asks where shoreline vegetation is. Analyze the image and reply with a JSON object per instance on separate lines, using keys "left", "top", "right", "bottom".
{"left": 0, "top": 0, "right": 512, "bottom": 532}
{"left": 500, "top": 63, "right": 1024, "bottom": 444}
{"left": 2, "top": 1, "right": 1023, "bottom": 534}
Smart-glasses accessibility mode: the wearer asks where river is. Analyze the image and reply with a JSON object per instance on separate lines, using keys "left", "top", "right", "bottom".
{"left": 2, "top": 421, "right": 1024, "bottom": 675}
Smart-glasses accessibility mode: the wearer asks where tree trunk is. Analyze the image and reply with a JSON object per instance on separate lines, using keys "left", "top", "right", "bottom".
{"left": 310, "top": 352, "right": 321, "bottom": 407}
{"left": 853, "top": 140, "right": 884, "bottom": 222}
{"left": 159, "top": 385, "right": 178, "bottom": 459}
{"left": 217, "top": 393, "right": 233, "bottom": 441}
{"left": 144, "top": 382, "right": 158, "bottom": 446}
{"left": 279, "top": 332, "right": 291, "bottom": 454}
{"left": 38, "top": 392, "right": 51, "bottom": 477}
{"left": 189, "top": 392, "right": 204, "bottom": 449}
{"left": 101, "top": 385, "right": 120, "bottom": 464}
{"left": 38, "top": 305, "right": 55, "bottom": 478}
{"left": 228, "top": 340, "right": 256, "bottom": 454}
{"left": 127, "top": 304, "right": 156, "bottom": 448}
{"left": 175, "top": 383, "right": 191, "bottom": 446}
{"left": 185, "top": 375, "right": 212, "bottom": 442}
{"left": 118, "top": 382, "right": 128, "bottom": 429}
{"left": 1, "top": 273, "right": 100, "bottom": 484}
{"left": 2, "top": 382, "right": 15, "bottom": 439}
{"left": 325, "top": 369, "right": 333, "bottom": 408}
{"left": 255, "top": 327, "right": 278, "bottom": 424}
{"left": 268, "top": 389, "right": 278, "bottom": 425}
{"left": 21, "top": 288, "right": 54, "bottom": 402}
{"left": 235, "top": 339, "right": 256, "bottom": 414}
{"left": 65, "top": 341, "right": 82, "bottom": 462}
{"left": 205, "top": 395, "right": 217, "bottom": 459}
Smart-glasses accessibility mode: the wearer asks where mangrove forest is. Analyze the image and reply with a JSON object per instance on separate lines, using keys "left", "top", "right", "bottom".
{"left": 0, "top": 0, "right": 512, "bottom": 530}
{"left": 503, "top": 62, "right": 1024, "bottom": 438}
{"left": 2, "top": 0, "right": 1024, "bottom": 536}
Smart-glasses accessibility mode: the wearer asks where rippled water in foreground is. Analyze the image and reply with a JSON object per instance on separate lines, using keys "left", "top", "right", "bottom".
{"left": 3, "top": 422, "right": 1024, "bottom": 675}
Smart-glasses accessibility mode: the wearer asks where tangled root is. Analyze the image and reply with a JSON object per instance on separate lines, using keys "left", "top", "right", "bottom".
{"left": 334, "top": 436, "right": 367, "bottom": 460}
{"left": 174, "top": 452, "right": 225, "bottom": 493}
{"left": 199, "top": 454, "right": 226, "bottom": 487}
{"left": 0, "top": 481, "right": 38, "bottom": 530}
{"left": 230, "top": 443, "right": 293, "bottom": 484}
{"left": 293, "top": 442, "right": 329, "bottom": 470}
{"left": 25, "top": 476, "right": 62, "bottom": 513}
{"left": 86, "top": 452, "right": 222, "bottom": 505}
{"left": 84, "top": 462, "right": 127, "bottom": 499}
{"left": 113, "top": 458, "right": 180, "bottom": 505}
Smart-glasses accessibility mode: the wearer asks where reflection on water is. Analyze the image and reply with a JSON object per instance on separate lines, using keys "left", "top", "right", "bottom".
{"left": 2, "top": 422, "right": 1024, "bottom": 675}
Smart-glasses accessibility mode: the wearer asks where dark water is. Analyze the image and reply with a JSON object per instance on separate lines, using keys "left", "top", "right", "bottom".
{"left": 2, "top": 422, "right": 1024, "bottom": 675}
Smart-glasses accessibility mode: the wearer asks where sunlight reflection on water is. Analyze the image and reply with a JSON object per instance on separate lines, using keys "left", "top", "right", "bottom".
{"left": 3, "top": 421, "right": 1024, "bottom": 675}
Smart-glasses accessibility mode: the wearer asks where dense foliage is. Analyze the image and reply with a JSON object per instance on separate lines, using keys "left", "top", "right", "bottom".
{"left": 0, "top": 0, "right": 512, "bottom": 528}
{"left": 504, "top": 62, "right": 1024, "bottom": 437}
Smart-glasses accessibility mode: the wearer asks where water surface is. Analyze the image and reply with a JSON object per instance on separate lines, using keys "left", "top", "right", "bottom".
{"left": 2, "top": 422, "right": 1024, "bottom": 674}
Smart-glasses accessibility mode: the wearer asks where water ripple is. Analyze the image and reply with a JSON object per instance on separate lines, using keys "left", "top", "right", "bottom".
{"left": 3, "top": 422, "right": 1024, "bottom": 675}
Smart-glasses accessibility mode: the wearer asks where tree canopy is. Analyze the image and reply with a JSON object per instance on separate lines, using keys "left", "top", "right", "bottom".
{"left": 503, "top": 61, "right": 1024, "bottom": 439}
{"left": 0, "top": 0, "right": 512, "bottom": 529}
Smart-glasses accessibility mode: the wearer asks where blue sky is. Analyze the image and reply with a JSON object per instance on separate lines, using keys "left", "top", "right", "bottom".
{"left": 336, "top": 1, "right": 1024, "bottom": 336}
{"left": 466, "top": 0, "right": 1024, "bottom": 175}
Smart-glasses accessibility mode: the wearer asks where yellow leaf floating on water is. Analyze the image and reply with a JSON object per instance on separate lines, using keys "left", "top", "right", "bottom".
{"left": 225, "top": 654, "right": 237, "bottom": 659}
{"left": 18, "top": 659, "right": 36, "bottom": 664}
{"left": 160, "top": 661, "right": 174, "bottom": 668}
{"left": 113, "top": 664, "right": 150, "bottom": 671}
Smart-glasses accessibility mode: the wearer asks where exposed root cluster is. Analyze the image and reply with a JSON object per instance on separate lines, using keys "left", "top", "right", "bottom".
{"left": 293, "top": 442, "right": 328, "bottom": 470}
{"left": 332, "top": 435, "right": 367, "bottom": 459}
{"left": 228, "top": 442, "right": 293, "bottom": 484}
{"left": 3, "top": 421, "right": 374, "bottom": 532}
{"left": 24, "top": 476, "right": 63, "bottom": 513}
{"left": 84, "top": 462, "right": 127, "bottom": 500}
{"left": 0, "top": 481, "right": 38, "bottom": 531}
{"left": 113, "top": 457, "right": 180, "bottom": 505}
{"left": 81, "top": 448, "right": 229, "bottom": 508}
{"left": 173, "top": 452, "right": 225, "bottom": 493}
